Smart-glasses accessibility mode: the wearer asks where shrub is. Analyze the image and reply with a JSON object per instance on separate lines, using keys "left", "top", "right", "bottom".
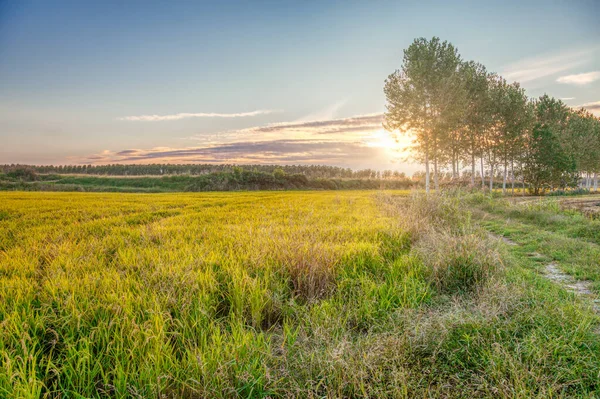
{"left": 5, "top": 166, "right": 38, "bottom": 181}
{"left": 379, "top": 191, "right": 469, "bottom": 241}
{"left": 414, "top": 230, "right": 502, "bottom": 293}
{"left": 274, "top": 241, "right": 339, "bottom": 302}
{"left": 379, "top": 191, "right": 503, "bottom": 293}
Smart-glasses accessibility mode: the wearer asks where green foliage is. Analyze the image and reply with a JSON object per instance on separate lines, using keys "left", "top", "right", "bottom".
{"left": 4, "top": 166, "right": 38, "bottom": 181}
{"left": 415, "top": 231, "right": 502, "bottom": 293}
{"left": 0, "top": 163, "right": 408, "bottom": 180}
{"left": 523, "top": 124, "right": 578, "bottom": 195}
{"left": 384, "top": 38, "right": 600, "bottom": 195}
{"left": 0, "top": 169, "right": 418, "bottom": 193}
{"left": 384, "top": 36, "right": 465, "bottom": 191}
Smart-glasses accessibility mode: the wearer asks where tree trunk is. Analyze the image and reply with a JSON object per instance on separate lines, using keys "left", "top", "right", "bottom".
{"left": 587, "top": 172, "right": 591, "bottom": 190}
{"left": 434, "top": 156, "right": 439, "bottom": 191}
{"left": 452, "top": 156, "right": 456, "bottom": 180}
{"left": 471, "top": 153, "right": 475, "bottom": 186}
{"left": 594, "top": 172, "right": 598, "bottom": 192}
{"left": 425, "top": 150, "right": 430, "bottom": 194}
{"left": 511, "top": 159, "right": 515, "bottom": 196}
{"left": 480, "top": 157, "right": 485, "bottom": 189}
{"left": 502, "top": 161, "right": 507, "bottom": 195}
{"left": 489, "top": 163, "right": 494, "bottom": 191}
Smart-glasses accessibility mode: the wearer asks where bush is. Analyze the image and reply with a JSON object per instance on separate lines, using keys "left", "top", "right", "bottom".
{"left": 5, "top": 166, "right": 38, "bottom": 181}
{"left": 414, "top": 231, "right": 502, "bottom": 293}
{"left": 379, "top": 191, "right": 503, "bottom": 293}
{"left": 273, "top": 241, "right": 339, "bottom": 302}
{"left": 379, "top": 191, "right": 469, "bottom": 241}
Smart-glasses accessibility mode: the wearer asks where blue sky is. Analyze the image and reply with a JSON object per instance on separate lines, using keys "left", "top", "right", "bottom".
{"left": 1, "top": 0, "right": 599, "bottom": 170}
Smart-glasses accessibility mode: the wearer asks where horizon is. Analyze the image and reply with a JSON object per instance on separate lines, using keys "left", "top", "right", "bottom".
{"left": 1, "top": 1, "right": 599, "bottom": 173}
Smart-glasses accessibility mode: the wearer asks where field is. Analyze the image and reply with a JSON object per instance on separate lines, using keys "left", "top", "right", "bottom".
{"left": 1, "top": 191, "right": 600, "bottom": 398}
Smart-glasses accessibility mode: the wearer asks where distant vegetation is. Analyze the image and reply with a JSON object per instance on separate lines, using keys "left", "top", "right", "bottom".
{"left": 0, "top": 163, "right": 407, "bottom": 179}
{"left": 0, "top": 165, "right": 416, "bottom": 192}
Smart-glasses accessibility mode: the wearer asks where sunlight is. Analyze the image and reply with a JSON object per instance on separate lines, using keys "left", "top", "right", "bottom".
{"left": 365, "top": 129, "right": 414, "bottom": 156}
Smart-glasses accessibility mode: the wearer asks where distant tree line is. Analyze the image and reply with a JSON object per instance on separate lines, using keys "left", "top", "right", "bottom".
{"left": 384, "top": 37, "right": 600, "bottom": 195}
{"left": 0, "top": 163, "right": 409, "bottom": 180}
{"left": 0, "top": 166, "right": 417, "bottom": 192}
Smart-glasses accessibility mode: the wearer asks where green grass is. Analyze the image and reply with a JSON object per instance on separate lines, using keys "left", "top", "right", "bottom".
{"left": 1, "top": 191, "right": 599, "bottom": 398}
{"left": 469, "top": 196, "right": 600, "bottom": 292}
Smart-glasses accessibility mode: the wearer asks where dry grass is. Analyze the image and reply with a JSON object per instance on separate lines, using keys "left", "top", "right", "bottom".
{"left": 380, "top": 191, "right": 503, "bottom": 293}
{"left": 415, "top": 230, "right": 503, "bottom": 293}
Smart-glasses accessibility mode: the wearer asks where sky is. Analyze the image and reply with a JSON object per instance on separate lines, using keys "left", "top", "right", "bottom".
{"left": 1, "top": 0, "right": 599, "bottom": 172}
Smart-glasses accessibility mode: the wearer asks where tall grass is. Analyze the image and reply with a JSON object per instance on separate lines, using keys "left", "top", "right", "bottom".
{"left": 380, "top": 191, "right": 502, "bottom": 293}
{"left": 0, "top": 190, "right": 598, "bottom": 398}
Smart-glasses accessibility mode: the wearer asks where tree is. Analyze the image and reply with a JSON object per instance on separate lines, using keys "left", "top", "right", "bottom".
{"left": 494, "top": 81, "right": 531, "bottom": 194}
{"left": 523, "top": 124, "right": 576, "bottom": 195}
{"left": 460, "top": 61, "right": 492, "bottom": 187}
{"left": 564, "top": 108, "right": 600, "bottom": 189}
{"left": 384, "top": 37, "right": 463, "bottom": 193}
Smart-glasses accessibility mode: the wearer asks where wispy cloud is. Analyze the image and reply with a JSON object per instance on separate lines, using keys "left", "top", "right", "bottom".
{"left": 186, "top": 113, "right": 384, "bottom": 144}
{"left": 578, "top": 101, "right": 600, "bottom": 115}
{"left": 247, "top": 114, "right": 383, "bottom": 135}
{"left": 79, "top": 113, "right": 407, "bottom": 169}
{"left": 560, "top": 97, "right": 575, "bottom": 101}
{"left": 119, "top": 109, "right": 279, "bottom": 122}
{"left": 81, "top": 140, "right": 385, "bottom": 166}
{"left": 557, "top": 71, "right": 600, "bottom": 85}
{"left": 501, "top": 47, "right": 598, "bottom": 83}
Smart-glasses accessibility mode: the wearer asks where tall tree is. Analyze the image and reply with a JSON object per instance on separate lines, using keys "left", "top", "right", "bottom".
{"left": 460, "top": 61, "right": 492, "bottom": 187}
{"left": 495, "top": 81, "right": 531, "bottom": 194}
{"left": 482, "top": 74, "right": 508, "bottom": 191}
{"left": 384, "top": 37, "right": 463, "bottom": 193}
{"left": 564, "top": 108, "right": 600, "bottom": 189}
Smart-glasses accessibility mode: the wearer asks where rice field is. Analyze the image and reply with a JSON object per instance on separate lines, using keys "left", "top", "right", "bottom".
{"left": 1, "top": 191, "right": 599, "bottom": 398}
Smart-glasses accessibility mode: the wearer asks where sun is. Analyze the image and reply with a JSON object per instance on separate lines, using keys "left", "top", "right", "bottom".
{"left": 365, "top": 130, "right": 413, "bottom": 156}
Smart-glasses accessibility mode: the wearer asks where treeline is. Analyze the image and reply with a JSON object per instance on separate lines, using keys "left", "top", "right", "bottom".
{"left": 0, "top": 167, "right": 416, "bottom": 192}
{"left": 384, "top": 37, "right": 600, "bottom": 195}
{"left": 0, "top": 164, "right": 408, "bottom": 180}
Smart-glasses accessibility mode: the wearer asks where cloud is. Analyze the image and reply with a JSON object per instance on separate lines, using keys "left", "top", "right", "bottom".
{"left": 81, "top": 113, "right": 407, "bottom": 169}
{"left": 248, "top": 114, "right": 383, "bottom": 135}
{"left": 580, "top": 101, "right": 600, "bottom": 111}
{"left": 557, "top": 71, "right": 600, "bottom": 85}
{"left": 559, "top": 97, "right": 575, "bottom": 101}
{"left": 184, "top": 113, "right": 385, "bottom": 145}
{"left": 81, "top": 139, "right": 387, "bottom": 167}
{"left": 501, "top": 47, "right": 598, "bottom": 83}
{"left": 119, "top": 109, "right": 279, "bottom": 121}
{"left": 578, "top": 101, "right": 600, "bottom": 115}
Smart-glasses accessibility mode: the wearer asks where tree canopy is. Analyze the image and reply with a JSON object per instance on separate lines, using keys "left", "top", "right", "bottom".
{"left": 384, "top": 36, "right": 600, "bottom": 194}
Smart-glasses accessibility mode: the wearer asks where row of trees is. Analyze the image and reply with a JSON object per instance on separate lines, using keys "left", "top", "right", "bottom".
{"left": 0, "top": 163, "right": 409, "bottom": 181}
{"left": 384, "top": 37, "right": 600, "bottom": 194}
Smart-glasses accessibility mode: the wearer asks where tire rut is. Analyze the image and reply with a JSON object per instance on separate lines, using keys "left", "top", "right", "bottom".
{"left": 489, "top": 232, "right": 600, "bottom": 314}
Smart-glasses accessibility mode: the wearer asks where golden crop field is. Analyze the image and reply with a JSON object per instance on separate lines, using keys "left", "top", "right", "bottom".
{"left": 1, "top": 191, "right": 599, "bottom": 398}
{"left": 0, "top": 191, "right": 419, "bottom": 397}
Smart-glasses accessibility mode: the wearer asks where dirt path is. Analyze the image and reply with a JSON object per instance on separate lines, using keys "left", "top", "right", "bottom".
{"left": 490, "top": 232, "right": 600, "bottom": 314}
